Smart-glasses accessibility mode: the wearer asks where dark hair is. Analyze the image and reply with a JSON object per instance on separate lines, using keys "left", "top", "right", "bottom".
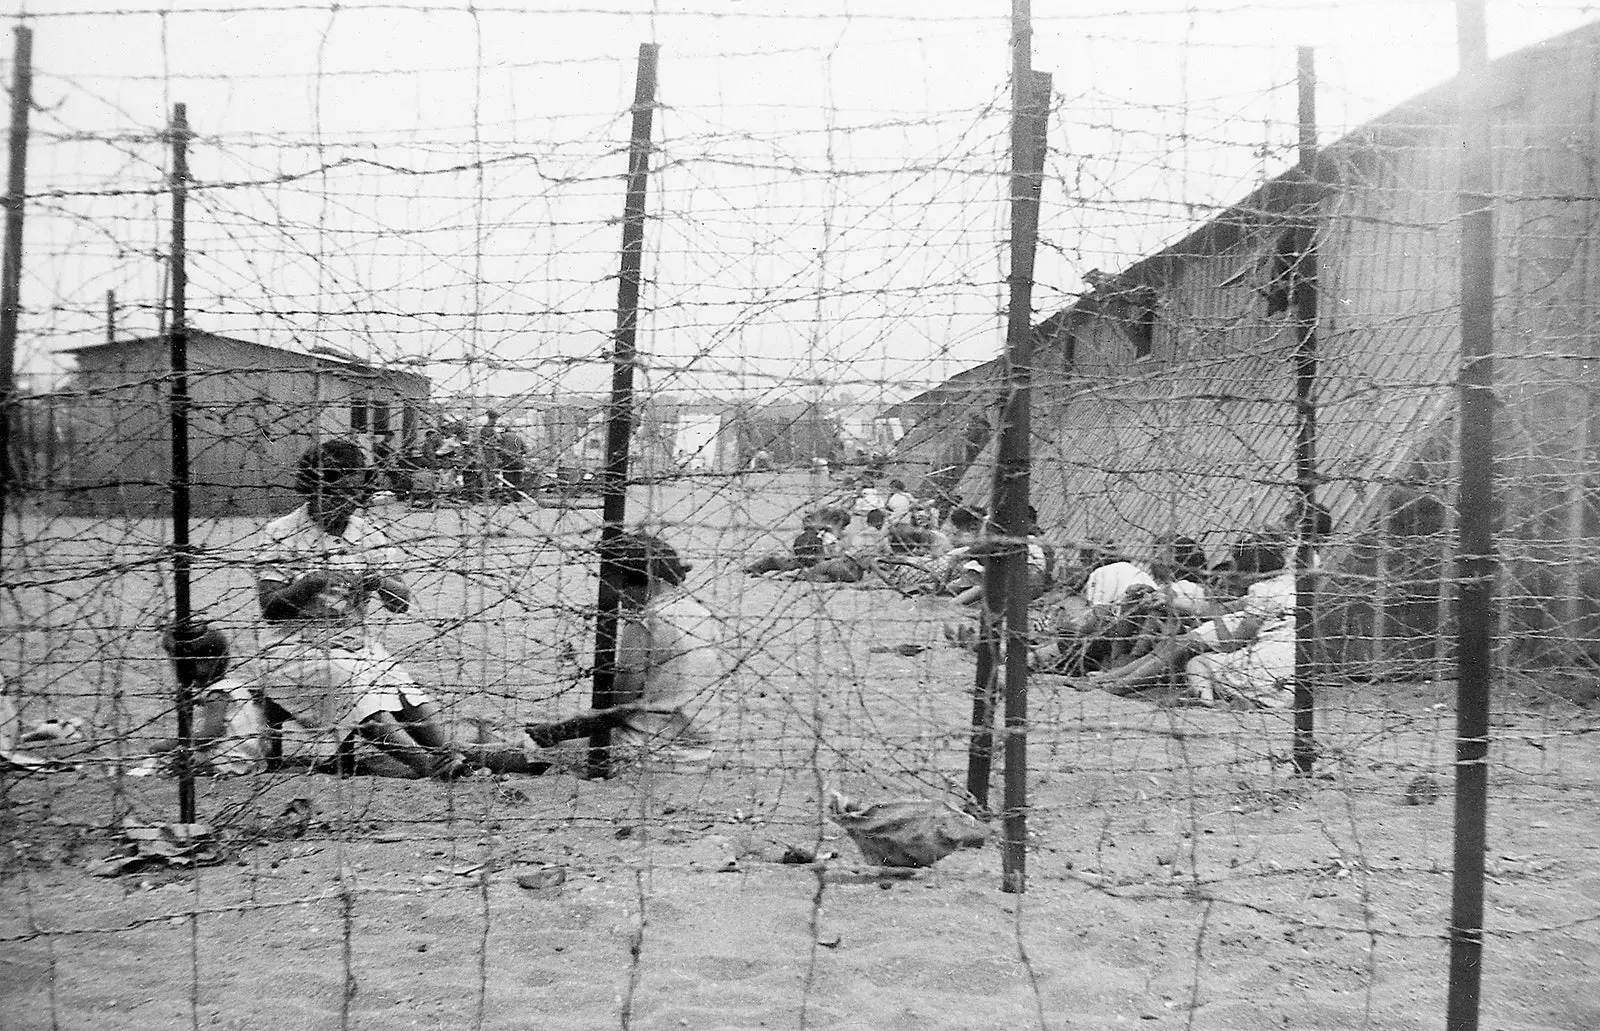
{"left": 294, "top": 439, "right": 372, "bottom": 496}
{"left": 602, "top": 531, "right": 691, "bottom": 590}
{"left": 888, "top": 479, "right": 906, "bottom": 491}
{"left": 1232, "top": 531, "right": 1288, "bottom": 576}
{"left": 866, "top": 508, "right": 886, "bottom": 529}
{"left": 160, "top": 619, "right": 230, "bottom": 686}
{"left": 160, "top": 619, "right": 229, "bottom": 659}
{"left": 948, "top": 505, "right": 984, "bottom": 532}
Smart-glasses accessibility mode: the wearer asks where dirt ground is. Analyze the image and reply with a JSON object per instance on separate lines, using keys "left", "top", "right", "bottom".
{"left": 3, "top": 473, "right": 1599, "bottom": 1030}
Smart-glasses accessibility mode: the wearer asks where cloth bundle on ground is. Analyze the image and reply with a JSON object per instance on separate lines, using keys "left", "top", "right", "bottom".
{"left": 828, "top": 791, "right": 989, "bottom": 868}
{"left": 0, "top": 676, "right": 89, "bottom": 771}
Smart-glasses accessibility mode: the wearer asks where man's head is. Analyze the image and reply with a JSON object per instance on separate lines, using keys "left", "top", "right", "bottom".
{"left": 295, "top": 440, "right": 372, "bottom": 529}
{"left": 600, "top": 531, "right": 691, "bottom": 603}
{"left": 1232, "top": 531, "right": 1288, "bottom": 576}
{"left": 817, "top": 507, "right": 851, "bottom": 532}
{"left": 160, "top": 619, "right": 230, "bottom": 687}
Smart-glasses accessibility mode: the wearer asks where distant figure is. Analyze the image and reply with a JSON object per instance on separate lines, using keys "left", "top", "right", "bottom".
{"left": 852, "top": 478, "right": 887, "bottom": 523}
{"left": 748, "top": 448, "right": 774, "bottom": 473}
{"left": 1080, "top": 542, "right": 1158, "bottom": 609}
{"left": 371, "top": 433, "right": 402, "bottom": 496}
{"left": 435, "top": 424, "right": 465, "bottom": 496}
{"left": 745, "top": 507, "right": 849, "bottom": 576}
{"left": 884, "top": 479, "right": 916, "bottom": 525}
{"left": 495, "top": 422, "right": 529, "bottom": 497}
{"left": 1152, "top": 534, "right": 1212, "bottom": 617}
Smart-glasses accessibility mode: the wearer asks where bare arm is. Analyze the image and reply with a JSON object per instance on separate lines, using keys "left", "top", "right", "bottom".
{"left": 255, "top": 570, "right": 409, "bottom": 620}
{"left": 257, "top": 571, "right": 345, "bottom": 622}
{"left": 360, "top": 572, "right": 411, "bottom": 613}
{"left": 612, "top": 618, "right": 652, "bottom": 705}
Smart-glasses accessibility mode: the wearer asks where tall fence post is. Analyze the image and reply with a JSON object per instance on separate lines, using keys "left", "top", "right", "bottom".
{"left": 588, "top": 43, "right": 659, "bottom": 780}
{"left": 996, "top": 66, "right": 1050, "bottom": 896}
{"left": 966, "top": 0, "right": 1051, "bottom": 895}
{"left": 1292, "top": 46, "right": 1320, "bottom": 777}
{"left": 965, "top": 2, "right": 1042, "bottom": 823}
{"left": 0, "top": 24, "right": 32, "bottom": 562}
{"left": 167, "top": 103, "right": 196, "bottom": 823}
{"left": 1447, "top": 2, "right": 1496, "bottom": 1028}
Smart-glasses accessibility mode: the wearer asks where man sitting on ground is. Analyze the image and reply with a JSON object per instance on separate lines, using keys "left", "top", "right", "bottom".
{"left": 527, "top": 531, "right": 723, "bottom": 765}
{"left": 253, "top": 440, "right": 469, "bottom": 779}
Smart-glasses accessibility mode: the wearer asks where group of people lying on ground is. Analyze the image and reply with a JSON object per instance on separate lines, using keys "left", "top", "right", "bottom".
{"left": 742, "top": 479, "right": 1327, "bottom": 711}
{"left": 1032, "top": 508, "right": 1330, "bottom": 711}
{"left": 742, "top": 481, "right": 1059, "bottom": 603}
{"left": 112, "top": 440, "right": 722, "bottom": 781}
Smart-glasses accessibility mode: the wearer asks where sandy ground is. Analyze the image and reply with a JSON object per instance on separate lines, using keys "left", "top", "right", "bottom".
{"left": 3, "top": 473, "right": 1599, "bottom": 1030}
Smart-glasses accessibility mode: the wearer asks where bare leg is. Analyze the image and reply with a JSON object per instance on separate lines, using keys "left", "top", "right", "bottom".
{"left": 952, "top": 584, "right": 985, "bottom": 607}
{"left": 457, "top": 744, "right": 550, "bottom": 775}
{"left": 393, "top": 699, "right": 450, "bottom": 750}
{"left": 525, "top": 702, "right": 646, "bottom": 749}
{"left": 358, "top": 711, "right": 462, "bottom": 778}
{"left": 1090, "top": 636, "right": 1201, "bottom": 696}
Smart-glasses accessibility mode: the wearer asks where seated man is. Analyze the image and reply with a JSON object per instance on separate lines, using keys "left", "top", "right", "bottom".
{"left": 526, "top": 531, "right": 722, "bottom": 765}
{"left": 1083, "top": 532, "right": 1297, "bottom": 707}
{"left": 252, "top": 440, "right": 468, "bottom": 779}
{"left": 1152, "top": 534, "right": 1214, "bottom": 618}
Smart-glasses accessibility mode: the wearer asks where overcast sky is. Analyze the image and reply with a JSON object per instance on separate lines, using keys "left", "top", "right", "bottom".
{"left": 11, "top": 0, "right": 1598, "bottom": 404}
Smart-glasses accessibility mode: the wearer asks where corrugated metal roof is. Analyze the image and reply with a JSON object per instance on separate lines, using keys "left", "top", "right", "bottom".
{"left": 60, "top": 329, "right": 431, "bottom": 388}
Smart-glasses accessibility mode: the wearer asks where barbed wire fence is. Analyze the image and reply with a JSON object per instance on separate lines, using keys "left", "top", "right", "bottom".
{"left": 2, "top": 3, "right": 1599, "bottom": 1029}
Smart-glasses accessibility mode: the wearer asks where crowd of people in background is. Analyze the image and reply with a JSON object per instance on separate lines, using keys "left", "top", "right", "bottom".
{"left": 373, "top": 412, "right": 536, "bottom": 506}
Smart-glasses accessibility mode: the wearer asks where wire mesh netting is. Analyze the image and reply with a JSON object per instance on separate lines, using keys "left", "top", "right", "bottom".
{"left": 3, "top": 3, "right": 1599, "bottom": 1029}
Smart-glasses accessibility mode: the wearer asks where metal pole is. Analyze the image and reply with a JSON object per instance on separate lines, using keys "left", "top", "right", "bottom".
{"left": 106, "top": 288, "right": 115, "bottom": 345}
{"left": 996, "top": 66, "right": 1050, "bottom": 896}
{"left": 1291, "top": 46, "right": 1320, "bottom": 778}
{"left": 167, "top": 103, "right": 196, "bottom": 823}
{"left": 588, "top": 43, "right": 658, "bottom": 780}
{"left": 976, "top": 0, "right": 1049, "bottom": 894}
{"left": 1447, "top": 3, "right": 1495, "bottom": 1027}
{"left": 0, "top": 25, "right": 32, "bottom": 564}
{"left": 965, "top": 613, "right": 1001, "bottom": 813}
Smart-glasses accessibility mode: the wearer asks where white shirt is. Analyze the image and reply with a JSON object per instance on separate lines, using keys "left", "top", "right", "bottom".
{"left": 1163, "top": 578, "right": 1210, "bottom": 615}
{"left": 1082, "top": 561, "right": 1157, "bottom": 607}
{"left": 615, "top": 592, "right": 726, "bottom": 758}
{"left": 254, "top": 504, "right": 401, "bottom": 645}
{"left": 1238, "top": 571, "right": 1298, "bottom": 644}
